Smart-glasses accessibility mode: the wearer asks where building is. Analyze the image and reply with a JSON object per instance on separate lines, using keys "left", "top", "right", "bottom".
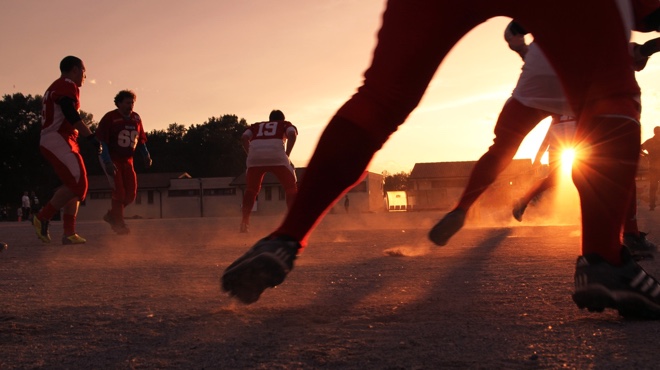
{"left": 406, "top": 159, "right": 536, "bottom": 211}
{"left": 78, "top": 169, "right": 385, "bottom": 221}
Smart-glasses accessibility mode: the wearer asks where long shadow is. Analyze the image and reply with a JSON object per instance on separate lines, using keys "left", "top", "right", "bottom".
{"left": 167, "top": 228, "right": 515, "bottom": 367}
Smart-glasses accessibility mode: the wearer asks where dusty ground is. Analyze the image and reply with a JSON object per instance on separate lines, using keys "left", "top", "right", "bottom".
{"left": 1, "top": 203, "right": 660, "bottom": 369}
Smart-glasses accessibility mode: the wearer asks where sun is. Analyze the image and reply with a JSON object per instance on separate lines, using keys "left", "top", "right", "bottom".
{"left": 560, "top": 148, "right": 576, "bottom": 175}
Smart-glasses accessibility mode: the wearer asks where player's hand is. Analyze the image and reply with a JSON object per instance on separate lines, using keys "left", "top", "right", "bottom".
{"left": 104, "top": 161, "right": 117, "bottom": 177}
{"left": 143, "top": 155, "right": 153, "bottom": 169}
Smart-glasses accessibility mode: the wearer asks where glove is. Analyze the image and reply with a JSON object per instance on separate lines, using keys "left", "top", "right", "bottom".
{"left": 103, "top": 161, "right": 117, "bottom": 177}
{"left": 143, "top": 155, "right": 153, "bottom": 169}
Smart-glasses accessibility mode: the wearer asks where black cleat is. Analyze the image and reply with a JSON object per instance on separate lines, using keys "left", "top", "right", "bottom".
{"left": 222, "top": 236, "right": 300, "bottom": 304}
{"left": 429, "top": 209, "right": 466, "bottom": 246}
{"left": 512, "top": 198, "right": 527, "bottom": 222}
{"left": 572, "top": 247, "right": 660, "bottom": 319}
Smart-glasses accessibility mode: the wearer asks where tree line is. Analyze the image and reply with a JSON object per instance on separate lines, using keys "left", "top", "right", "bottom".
{"left": 0, "top": 93, "right": 248, "bottom": 216}
{"left": 0, "top": 92, "right": 410, "bottom": 218}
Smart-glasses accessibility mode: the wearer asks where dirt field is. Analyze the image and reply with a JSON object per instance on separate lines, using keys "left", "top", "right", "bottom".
{"left": 1, "top": 207, "right": 660, "bottom": 369}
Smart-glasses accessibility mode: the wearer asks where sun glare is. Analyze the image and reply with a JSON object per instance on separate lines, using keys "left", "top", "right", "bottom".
{"left": 560, "top": 148, "right": 576, "bottom": 175}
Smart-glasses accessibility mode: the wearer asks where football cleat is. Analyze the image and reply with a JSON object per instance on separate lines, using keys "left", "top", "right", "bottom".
{"left": 429, "top": 208, "right": 466, "bottom": 246}
{"left": 62, "top": 234, "right": 87, "bottom": 245}
{"left": 33, "top": 216, "right": 51, "bottom": 243}
{"left": 222, "top": 236, "right": 300, "bottom": 304}
{"left": 573, "top": 247, "right": 660, "bottom": 319}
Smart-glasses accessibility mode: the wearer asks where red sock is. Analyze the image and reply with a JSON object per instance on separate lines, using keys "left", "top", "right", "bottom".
{"left": 574, "top": 117, "right": 640, "bottom": 266}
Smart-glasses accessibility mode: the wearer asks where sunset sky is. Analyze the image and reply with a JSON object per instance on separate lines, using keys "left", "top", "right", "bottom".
{"left": 3, "top": 1, "right": 660, "bottom": 174}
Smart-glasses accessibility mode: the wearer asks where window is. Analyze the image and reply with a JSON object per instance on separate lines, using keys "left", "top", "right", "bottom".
{"left": 148, "top": 190, "right": 154, "bottom": 204}
{"left": 89, "top": 191, "right": 112, "bottom": 200}
{"left": 278, "top": 186, "right": 285, "bottom": 200}
{"left": 168, "top": 189, "right": 200, "bottom": 197}
{"left": 265, "top": 186, "right": 272, "bottom": 201}
{"left": 203, "top": 188, "right": 236, "bottom": 196}
{"left": 135, "top": 191, "right": 142, "bottom": 205}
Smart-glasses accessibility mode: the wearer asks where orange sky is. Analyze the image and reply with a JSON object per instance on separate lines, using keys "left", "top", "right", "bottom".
{"left": 3, "top": 1, "right": 660, "bottom": 174}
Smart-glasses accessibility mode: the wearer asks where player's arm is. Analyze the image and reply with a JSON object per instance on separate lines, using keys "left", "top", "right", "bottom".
{"left": 504, "top": 20, "right": 528, "bottom": 60}
{"left": 640, "top": 37, "right": 660, "bottom": 57}
{"left": 241, "top": 130, "right": 252, "bottom": 154}
{"left": 285, "top": 127, "right": 297, "bottom": 157}
{"left": 137, "top": 144, "right": 152, "bottom": 168}
{"left": 136, "top": 120, "right": 152, "bottom": 168}
{"left": 632, "top": 37, "right": 660, "bottom": 71}
{"left": 59, "top": 96, "right": 93, "bottom": 137}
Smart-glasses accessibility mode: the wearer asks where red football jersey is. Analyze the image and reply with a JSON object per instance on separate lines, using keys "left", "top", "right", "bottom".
{"left": 244, "top": 120, "right": 297, "bottom": 167}
{"left": 40, "top": 77, "right": 80, "bottom": 140}
{"left": 96, "top": 110, "right": 147, "bottom": 160}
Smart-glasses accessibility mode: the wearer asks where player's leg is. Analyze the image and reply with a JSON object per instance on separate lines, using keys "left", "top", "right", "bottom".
{"left": 61, "top": 154, "right": 88, "bottom": 244}
{"left": 513, "top": 147, "right": 562, "bottom": 222}
{"left": 270, "top": 165, "right": 298, "bottom": 209}
{"left": 460, "top": 99, "right": 549, "bottom": 210}
{"left": 430, "top": 98, "right": 549, "bottom": 244}
{"left": 519, "top": 1, "right": 660, "bottom": 318}
{"left": 35, "top": 140, "right": 87, "bottom": 243}
{"left": 108, "top": 163, "right": 128, "bottom": 232}
{"left": 223, "top": 1, "right": 498, "bottom": 303}
{"left": 111, "top": 162, "right": 136, "bottom": 235}
{"left": 272, "top": 1, "right": 494, "bottom": 246}
{"left": 241, "top": 168, "right": 266, "bottom": 231}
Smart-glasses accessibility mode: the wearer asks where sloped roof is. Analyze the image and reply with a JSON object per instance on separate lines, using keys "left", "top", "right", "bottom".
{"left": 87, "top": 172, "right": 191, "bottom": 191}
{"left": 409, "top": 159, "right": 532, "bottom": 180}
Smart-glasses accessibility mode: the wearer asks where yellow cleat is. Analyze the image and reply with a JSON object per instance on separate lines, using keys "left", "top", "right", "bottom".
{"left": 62, "top": 234, "right": 87, "bottom": 245}
{"left": 33, "top": 216, "right": 51, "bottom": 243}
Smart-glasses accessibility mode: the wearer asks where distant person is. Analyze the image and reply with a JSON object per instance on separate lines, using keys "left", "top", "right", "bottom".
{"left": 17, "top": 207, "right": 23, "bottom": 223}
{"left": 21, "top": 191, "right": 31, "bottom": 221}
{"left": 641, "top": 126, "right": 660, "bottom": 211}
{"left": 239, "top": 110, "right": 297, "bottom": 233}
{"left": 96, "top": 90, "right": 152, "bottom": 235}
{"left": 33, "top": 55, "right": 98, "bottom": 244}
{"left": 344, "top": 195, "right": 349, "bottom": 213}
{"left": 31, "top": 191, "right": 40, "bottom": 214}
{"left": 222, "top": 1, "right": 660, "bottom": 320}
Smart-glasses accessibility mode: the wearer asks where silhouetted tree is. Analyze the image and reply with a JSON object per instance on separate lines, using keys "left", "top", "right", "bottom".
{"left": 145, "top": 123, "right": 189, "bottom": 174}
{"left": 182, "top": 115, "right": 247, "bottom": 177}
{"left": 383, "top": 171, "right": 410, "bottom": 191}
{"left": 0, "top": 91, "right": 251, "bottom": 212}
{"left": 0, "top": 93, "right": 99, "bottom": 212}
